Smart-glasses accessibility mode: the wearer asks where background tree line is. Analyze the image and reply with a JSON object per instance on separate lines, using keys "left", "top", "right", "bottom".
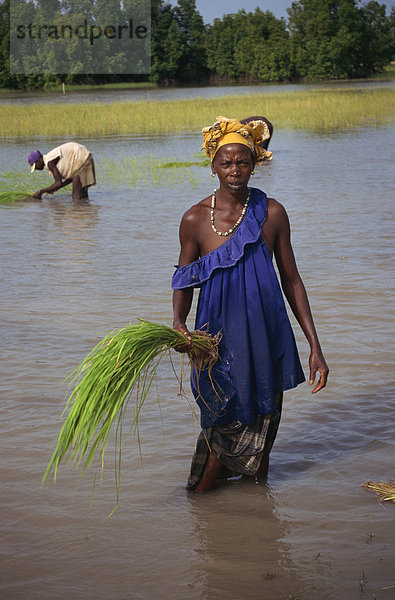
{"left": 0, "top": 0, "right": 393, "bottom": 89}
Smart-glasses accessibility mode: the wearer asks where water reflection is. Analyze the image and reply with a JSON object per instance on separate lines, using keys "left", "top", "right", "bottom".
{"left": 30, "top": 196, "right": 100, "bottom": 281}
{"left": 187, "top": 481, "right": 308, "bottom": 600}
{"left": 46, "top": 196, "right": 99, "bottom": 231}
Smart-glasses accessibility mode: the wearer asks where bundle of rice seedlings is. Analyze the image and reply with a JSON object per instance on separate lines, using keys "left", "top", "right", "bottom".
{"left": 0, "top": 171, "right": 66, "bottom": 204}
{"left": 43, "top": 320, "right": 220, "bottom": 493}
{"left": 0, "top": 171, "right": 36, "bottom": 204}
{"left": 362, "top": 481, "right": 395, "bottom": 503}
{"left": 0, "top": 190, "right": 35, "bottom": 204}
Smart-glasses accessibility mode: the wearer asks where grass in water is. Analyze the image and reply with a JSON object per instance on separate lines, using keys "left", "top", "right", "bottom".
{"left": 97, "top": 154, "right": 201, "bottom": 188}
{"left": 362, "top": 481, "right": 395, "bottom": 503}
{"left": 158, "top": 158, "right": 211, "bottom": 169}
{"left": 0, "top": 88, "right": 393, "bottom": 138}
{"left": 158, "top": 160, "right": 202, "bottom": 168}
{"left": 1, "top": 157, "right": 203, "bottom": 199}
{"left": 0, "top": 190, "right": 34, "bottom": 204}
{"left": 0, "top": 172, "right": 37, "bottom": 204}
{"left": 42, "top": 320, "right": 221, "bottom": 502}
{"left": 0, "top": 170, "right": 74, "bottom": 204}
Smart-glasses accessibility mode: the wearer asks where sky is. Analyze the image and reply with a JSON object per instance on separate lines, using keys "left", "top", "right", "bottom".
{"left": 195, "top": 0, "right": 290, "bottom": 22}
{"left": 192, "top": 0, "right": 393, "bottom": 24}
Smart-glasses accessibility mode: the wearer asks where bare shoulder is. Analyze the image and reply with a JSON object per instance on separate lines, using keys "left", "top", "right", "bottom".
{"left": 262, "top": 197, "right": 291, "bottom": 254}
{"left": 180, "top": 196, "right": 211, "bottom": 228}
{"left": 266, "top": 196, "right": 291, "bottom": 228}
{"left": 267, "top": 196, "right": 288, "bottom": 218}
{"left": 178, "top": 196, "right": 211, "bottom": 263}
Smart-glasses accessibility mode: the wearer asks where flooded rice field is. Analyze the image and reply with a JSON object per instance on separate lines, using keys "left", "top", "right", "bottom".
{"left": 0, "top": 124, "right": 394, "bottom": 599}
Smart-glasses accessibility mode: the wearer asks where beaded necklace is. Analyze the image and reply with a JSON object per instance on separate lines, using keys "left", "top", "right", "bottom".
{"left": 210, "top": 188, "right": 251, "bottom": 237}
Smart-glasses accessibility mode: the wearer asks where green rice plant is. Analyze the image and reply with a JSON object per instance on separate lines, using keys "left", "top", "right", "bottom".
{"left": 0, "top": 172, "right": 35, "bottom": 204}
{"left": 362, "top": 481, "right": 395, "bottom": 503}
{"left": 97, "top": 154, "right": 202, "bottom": 188}
{"left": 42, "top": 320, "right": 220, "bottom": 500}
{"left": 158, "top": 157, "right": 211, "bottom": 169}
{"left": 1, "top": 88, "right": 393, "bottom": 138}
{"left": 0, "top": 170, "right": 56, "bottom": 204}
{"left": 0, "top": 190, "right": 34, "bottom": 204}
{"left": 158, "top": 160, "right": 202, "bottom": 168}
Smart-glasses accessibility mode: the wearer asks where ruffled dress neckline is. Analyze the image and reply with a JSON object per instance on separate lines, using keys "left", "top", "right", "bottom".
{"left": 172, "top": 187, "right": 267, "bottom": 290}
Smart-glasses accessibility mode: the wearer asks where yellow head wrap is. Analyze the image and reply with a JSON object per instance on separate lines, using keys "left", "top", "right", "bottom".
{"left": 202, "top": 116, "right": 273, "bottom": 163}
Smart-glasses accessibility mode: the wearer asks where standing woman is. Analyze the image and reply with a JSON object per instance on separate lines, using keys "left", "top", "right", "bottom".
{"left": 172, "top": 116, "right": 328, "bottom": 493}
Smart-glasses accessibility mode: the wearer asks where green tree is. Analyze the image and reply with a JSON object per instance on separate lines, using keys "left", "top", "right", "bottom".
{"left": 288, "top": 0, "right": 340, "bottom": 79}
{"left": 174, "top": 0, "right": 207, "bottom": 82}
{"left": 205, "top": 14, "right": 239, "bottom": 79}
{"left": 287, "top": 0, "right": 393, "bottom": 79}
{"left": 3, "top": 0, "right": 151, "bottom": 88}
{"left": 205, "top": 8, "right": 290, "bottom": 82}
{"left": 150, "top": 0, "right": 178, "bottom": 83}
{"left": 0, "top": 0, "right": 12, "bottom": 87}
{"left": 151, "top": 0, "right": 207, "bottom": 84}
{"left": 358, "top": 1, "right": 393, "bottom": 74}
{"left": 234, "top": 9, "right": 291, "bottom": 82}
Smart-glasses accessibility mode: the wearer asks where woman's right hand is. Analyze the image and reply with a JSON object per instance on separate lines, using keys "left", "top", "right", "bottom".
{"left": 173, "top": 321, "right": 193, "bottom": 353}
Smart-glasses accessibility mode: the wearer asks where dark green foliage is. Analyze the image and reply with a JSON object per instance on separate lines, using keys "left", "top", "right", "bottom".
{"left": 287, "top": 0, "right": 394, "bottom": 80}
{"left": 0, "top": 0, "right": 393, "bottom": 89}
{"left": 205, "top": 9, "right": 291, "bottom": 82}
{"left": 151, "top": 0, "right": 208, "bottom": 84}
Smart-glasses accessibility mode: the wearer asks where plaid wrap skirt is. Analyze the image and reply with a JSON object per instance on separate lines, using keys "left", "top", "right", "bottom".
{"left": 187, "top": 393, "right": 283, "bottom": 490}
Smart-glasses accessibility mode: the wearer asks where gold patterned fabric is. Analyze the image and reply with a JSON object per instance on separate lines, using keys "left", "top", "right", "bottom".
{"left": 202, "top": 115, "right": 273, "bottom": 163}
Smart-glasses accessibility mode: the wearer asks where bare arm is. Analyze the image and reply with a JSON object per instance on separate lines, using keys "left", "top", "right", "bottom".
{"left": 272, "top": 201, "right": 329, "bottom": 393}
{"left": 173, "top": 288, "right": 194, "bottom": 342}
{"left": 34, "top": 161, "right": 67, "bottom": 198}
{"left": 172, "top": 209, "right": 201, "bottom": 349}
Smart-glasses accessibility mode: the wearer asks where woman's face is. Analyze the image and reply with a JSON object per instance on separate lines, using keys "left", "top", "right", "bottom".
{"left": 212, "top": 144, "right": 254, "bottom": 193}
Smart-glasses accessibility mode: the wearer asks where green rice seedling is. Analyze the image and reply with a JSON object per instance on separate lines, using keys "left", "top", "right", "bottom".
{"left": 197, "top": 158, "right": 211, "bottom": 167}
{"left": 42, "top": 320, "right": 221, "bottom": 498}
{"left": 0, "top": 172, "right": 35, "bottom": 204}
{"left": 0, "top": 170, "right": 58, "bottom": 204}
{"left": 158, "top": 160, "right": 202, "bottom": 168}
{"left": 362, "top": 481, "right": 395, "bottom": 503}
{"left": 158, "top": 157, "right": 211, "bottom": 169}
{"left": 0, "top": 190, "right": 34, "bottom": 204}
{"left": 98, "top": 154, "right": 201, "bottom": 188}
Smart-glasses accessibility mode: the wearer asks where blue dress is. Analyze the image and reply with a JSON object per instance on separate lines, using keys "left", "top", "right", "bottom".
{"left": 172, "top": 187, "right": 305, "bottom": 428}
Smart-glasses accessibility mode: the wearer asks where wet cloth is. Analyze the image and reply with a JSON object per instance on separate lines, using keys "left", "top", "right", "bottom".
{"left": 43, "top": 142, "right": 96, "bottom": 187}
{"left": 186, "top": 393, "right": 283, "bottom": 490}
{"left": 172, "top": 187, "right": 305, "bottom": 429}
